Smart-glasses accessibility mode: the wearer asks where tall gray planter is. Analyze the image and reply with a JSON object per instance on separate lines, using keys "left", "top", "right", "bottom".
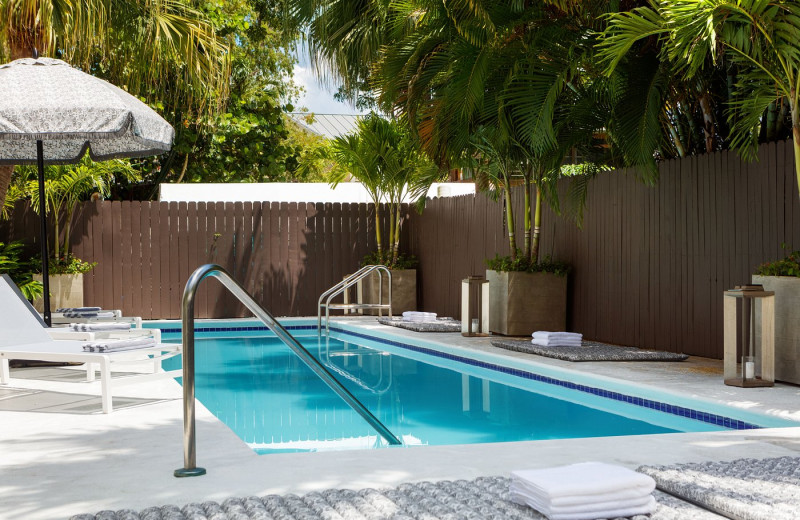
{"left": 487, "top": 270, "right": 567, "bottom": 336}
{"left": 33, "top": 273, "right": 84, "bottom": 312}
{"left": 359, "top": 269, "right": 417, "bottom": 315}
{"left": 752, "top": 275, "right": 800, "bottom": 384}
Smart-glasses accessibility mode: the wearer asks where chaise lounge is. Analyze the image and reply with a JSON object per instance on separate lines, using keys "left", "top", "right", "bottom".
{"left": 0, "top": 274, "right": 180, "bottom": 412}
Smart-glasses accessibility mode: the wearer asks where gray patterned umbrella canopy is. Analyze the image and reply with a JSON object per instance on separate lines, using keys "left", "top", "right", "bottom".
{"left": 0, "top": 57, "right": 174, "bottom": 164}
{"left": 0, "top": 57, "right": 174, "bottom": 324}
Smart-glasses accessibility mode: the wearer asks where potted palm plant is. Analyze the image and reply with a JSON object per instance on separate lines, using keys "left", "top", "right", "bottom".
{"left": 330, "top": 113, "right": 442, "bottom": 314}
{"left": 23, "top": 158, "right": 137, "bottom": 311}
{"left": 468, "top": 124, "right": 574, "bottom": 336}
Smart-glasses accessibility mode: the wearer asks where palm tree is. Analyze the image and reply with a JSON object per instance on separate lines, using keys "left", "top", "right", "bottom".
{"left": 22, "top": 158, "right": 138, "bottom": 262}
{"left": 373, "top": 1, "right": 611, "bottom": 265}
{"left": 0, "top": 0, "right": 230, "bottom": 206}
{"left": 599, "top": 0, "right": 800, "bottom": 197}
{"left": 329, "top": 113, "right": 443, "bottom": 266}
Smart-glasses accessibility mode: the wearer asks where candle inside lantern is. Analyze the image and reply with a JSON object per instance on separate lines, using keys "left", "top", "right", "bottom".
{"left": 745, "top": 361, "right": 755, "bottom": 379}
{"left": 472, "top": 318, "right": 479, "bottom": 332}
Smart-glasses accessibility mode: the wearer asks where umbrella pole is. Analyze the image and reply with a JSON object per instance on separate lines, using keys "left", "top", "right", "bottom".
{"left": 36, "top": 140, "right": 51, "bottom": 326}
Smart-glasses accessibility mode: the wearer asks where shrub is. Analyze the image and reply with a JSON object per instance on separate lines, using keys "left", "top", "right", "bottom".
{"left": 486, "top": 251, "right": 571, "bottom": 276}
{"left": 755, "top": 248, "right": 800, "bottom": 277}
{"left": 48, "top": 254, "right": 97, "bottom": 275}
{"left": 361, "top": 251, "right": 419, "bottom": 270}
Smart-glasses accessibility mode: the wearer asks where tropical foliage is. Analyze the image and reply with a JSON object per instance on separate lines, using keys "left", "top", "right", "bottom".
{"left": 296, "top": 0, "right": 614, "bottom": 269}
{"left": 17, "top": 157, "right": 138, "bottom": 262}
{"left": 0, "top": 240, "right": 43, "bottom": 299}
{"left": 599, "top": 0, "right": 800, "bottom": 191}
{"left": 329, "top": 113, "right": 445, "bottom": 268}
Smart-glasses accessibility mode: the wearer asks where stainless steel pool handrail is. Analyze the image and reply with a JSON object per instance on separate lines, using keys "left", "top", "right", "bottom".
{"left": 174, "top": 264, "right": 402, "bottom": 478}
{"left": 318, "top": 265, "right": 392, "bottom": 333}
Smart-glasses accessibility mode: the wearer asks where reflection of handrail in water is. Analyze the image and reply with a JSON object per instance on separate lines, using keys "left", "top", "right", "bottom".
{"left": 320, "top": 336, "right": 393, "bottom": 395}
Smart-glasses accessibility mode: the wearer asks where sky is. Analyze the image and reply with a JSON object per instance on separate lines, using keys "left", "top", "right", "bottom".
{"left": 291, "top": 47, "right": 366, "bottom": 115}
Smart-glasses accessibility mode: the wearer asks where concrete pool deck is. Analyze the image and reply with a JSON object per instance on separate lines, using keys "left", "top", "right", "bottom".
{"left": 2, "top": 317, "right": 800, "bottom": 520}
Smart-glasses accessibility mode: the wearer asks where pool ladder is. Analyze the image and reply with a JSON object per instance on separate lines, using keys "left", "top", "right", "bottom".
{"left": 318, "top": 265, "right": 392, "bottom": 334}
{"left": 175, "top": 264, "right": 402, "bottom": 478}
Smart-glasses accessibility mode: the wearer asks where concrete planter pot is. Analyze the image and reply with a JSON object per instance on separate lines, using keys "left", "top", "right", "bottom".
{"left": 486, "top": 269, "right": 567, "bottom": 336}
{"left": 752, "top": 275, "right": 800, "bottom": 384}
{"left": 32, "top": 273, "right": 84, "bottom": 312}
{"left": 358, "top": 269, "right": 417, "bottom": 316}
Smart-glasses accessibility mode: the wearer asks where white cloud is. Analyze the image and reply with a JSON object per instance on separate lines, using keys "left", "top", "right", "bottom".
{"left": 292, "top": 64, "right": 365, "bottom": 115}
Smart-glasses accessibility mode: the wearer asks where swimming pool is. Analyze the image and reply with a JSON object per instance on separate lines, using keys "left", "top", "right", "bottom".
{"left": 152, "top": 319, "right": 797, "bottom": 454}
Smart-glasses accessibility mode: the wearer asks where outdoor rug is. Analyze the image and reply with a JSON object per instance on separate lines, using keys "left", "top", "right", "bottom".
{"left": 639, "top": 456, "right": 800, "bottom": 520}
{"left": 72, "top": 476, "right": 722, "bottom": 520}
{"left": 490, "top": 340, "right": 689, "bottom": 362}
{"left": 377, "top": 316, "right": 462, "bottom": 333}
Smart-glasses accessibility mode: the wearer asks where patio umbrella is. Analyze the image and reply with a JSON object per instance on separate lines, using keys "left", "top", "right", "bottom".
{"left": 0, "top": 57, "right": 174, "bottom": 325}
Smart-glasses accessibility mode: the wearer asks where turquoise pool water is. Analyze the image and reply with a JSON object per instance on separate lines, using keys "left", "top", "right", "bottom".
{"left": 155, "top": 322, "right": 790, "bottom": 454}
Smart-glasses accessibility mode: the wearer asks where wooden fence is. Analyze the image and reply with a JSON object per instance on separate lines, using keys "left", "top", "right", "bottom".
{"left": 408, "top": 140, "right": 800, "bottom": 359}
{"left": 2, "top": 139, "right": 798, "bottom": 358}
{"left": 0, "top": 200, "right": 401, "bottom": 320}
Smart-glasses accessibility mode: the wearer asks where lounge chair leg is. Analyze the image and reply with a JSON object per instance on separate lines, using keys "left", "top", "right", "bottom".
{"left": 1, "top": 358, "right": 9, "bottom": 384}
{"left": 100, "top": 357, "right": 112, "bottom": 413}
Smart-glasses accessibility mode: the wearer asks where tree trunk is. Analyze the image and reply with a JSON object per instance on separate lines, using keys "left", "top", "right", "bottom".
{"left": 374, "top": 201, "right": 384, "bottom": 263}
{"left": 504, "top": 185, "right": 516, "bottom": 260}
{"left": 698, "top": 93, "right": 716, "bottom": 152}
{"left": 523, "top": 177, "right": 532, "bottom": 262}
{"left": 392, "top": 204, "right": 402, "bottom": 266}
{"left": 531, "top": 186, "right": 542, "bottom": 265}
{"left": 0, "top": 166, "right": 13, "bottom": 209}
{"left": 792, "top": 100, "right": 800, "bottom": 201}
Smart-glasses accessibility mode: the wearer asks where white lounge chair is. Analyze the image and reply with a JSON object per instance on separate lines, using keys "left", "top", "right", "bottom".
{"left": 49, "top": 309, "right": 143, "bottom": 328}
{"left": 0, "top": 275, "right": 180, "bottom": 413}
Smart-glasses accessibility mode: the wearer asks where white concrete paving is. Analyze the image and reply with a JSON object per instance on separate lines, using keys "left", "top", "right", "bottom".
{"left": 2, "top": 317, "right": 800, "bottom": 520}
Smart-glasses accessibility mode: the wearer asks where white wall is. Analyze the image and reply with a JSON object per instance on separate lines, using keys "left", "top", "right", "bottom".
{"left": 158, "top": 182, "right": 475, "bottom": 203}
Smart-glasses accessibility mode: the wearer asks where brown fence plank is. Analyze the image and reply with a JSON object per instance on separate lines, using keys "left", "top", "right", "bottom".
{"left": 128, "top": 201, "right": 142, "bottom": 317}
{"left": 157, "top": 202, "right": 172, "bottom": 318}
{"left": 139, "top": 202, "right": 153, "bottom": 318}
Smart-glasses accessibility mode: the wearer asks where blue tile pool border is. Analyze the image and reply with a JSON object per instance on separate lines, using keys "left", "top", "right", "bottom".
{"left": 159, "top": 323, "right": 762, "bottom": 432}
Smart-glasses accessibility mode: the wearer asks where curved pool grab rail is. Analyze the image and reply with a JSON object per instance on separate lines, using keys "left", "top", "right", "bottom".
{"left": 317, "top": 265, "right": 392, "bottom": 333}
{"left": 174, "top": 264, "right": 402, "bottom": 478}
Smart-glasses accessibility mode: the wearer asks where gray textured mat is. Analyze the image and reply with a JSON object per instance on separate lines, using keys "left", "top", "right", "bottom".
{"left": 640, "top": 456, "right": 800, "bottom": 520}
{"left": 377, "top": 317, "right": 462, "bottom": 332}
{"left": 491, "top": 339, "right": 689, "bottom": 362}
{"left": 72, "top": 476, "right": 721, "bottom": 520}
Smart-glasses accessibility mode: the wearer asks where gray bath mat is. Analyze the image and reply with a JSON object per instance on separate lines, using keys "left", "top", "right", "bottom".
{"left": 72, "top": 476, "right": 721, "bottom": 520}
{"left": 490, "top": 339, "right": 689, "bottom": 362}
{"left": 377, "top": 316, "right": 462, "bottom": 332}
{"left": 639, "top": 456, "right": 800, "bottom": 520}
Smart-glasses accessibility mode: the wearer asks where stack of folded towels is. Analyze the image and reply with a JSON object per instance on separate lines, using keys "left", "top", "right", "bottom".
{"left": 57, "top": 307, "right": 116, "bottom": 318}
{"left": 82, "top": 337, "right": 156, "bottom": 352}
{"left": 510, "top": 462, "right": 657, "bottom": 520}
{"left": 532, "top": 331, "right": 583, "bottom": 347}
{"left": 70, "top": 322, "right": 131, "bottom": 332}
{"left": 402, "top": 311, "right": 438, "bottom": 322}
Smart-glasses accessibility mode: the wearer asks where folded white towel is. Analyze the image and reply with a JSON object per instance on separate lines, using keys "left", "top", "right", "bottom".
{"left": 532, "top": 339, "right": 582, "bottom": 347}
{"left": 510, "top": 462, "right": 656, "bottom": 499}
{"left": 510, "top": 494, "right": 656, "bottom": 520}
{"left": 70, "top": 322, "right": 132, "bottom": 332}
{"left": 83, "top": 337, "right": 156, "bottom": 352}
{"left": 402, "top": 311, "right": 438, "bottom": 322}
{"left": 511, "top": 480, "right": 655, "bottom": 507}
{"left": 533, "top": 331, "right": 583, "bottom": 339}
{"left": 510, "top": 482, "right": 654, "bottom": 513}
{"left": 57, "top": 306, "right": 101, "bottom": 312}
{"left": 64, "top": 311, "right": 116, "bottom": 318}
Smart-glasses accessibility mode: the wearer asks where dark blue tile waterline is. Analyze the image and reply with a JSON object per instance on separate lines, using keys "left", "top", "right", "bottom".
{"left": 161, "top": 323, "right": 761, "bottom": 432}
